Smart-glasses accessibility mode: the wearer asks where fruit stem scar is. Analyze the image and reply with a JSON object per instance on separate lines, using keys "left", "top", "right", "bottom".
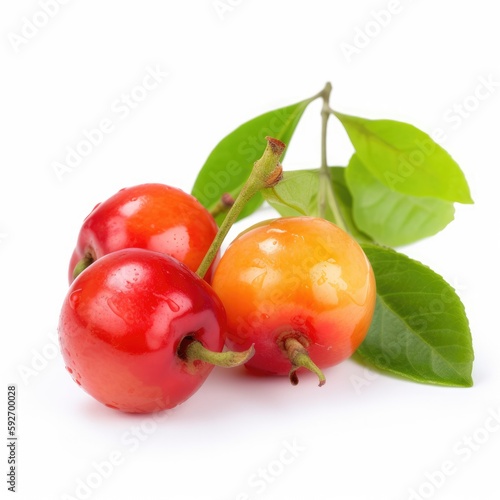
{"left": 72, "top": 254, "right": 95, "bottom": 280}
{"left": 196, "top": 136, "right": 286, "bottom": 279}
{"left": 177, "top": 336, "right": 255, "bottom": 368}
{"left": 209, "top": 192, "right": 235, "bottom": 218}
{"left": 281, "top": 336, "right": 326, "bottom": 387}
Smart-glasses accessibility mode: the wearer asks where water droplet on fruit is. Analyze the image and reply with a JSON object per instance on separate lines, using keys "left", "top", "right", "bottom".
{"left": 107, "top": 297, "right": 120, "bottom": 317}
{"left": 166, "top": 298, "right": 180, "bottom": 312}
{"left": 317, "top": 274, "right": 327, "bottom": 286}
{"left": 310, "top": 261, "right": 347, "bottom": 305}
{"left": 107, "top": 295, "right": 136, "bottom": 325}
{"left": 259, "top": 238, "right": 280, "bottom": 254}
{"left": 69, "top": 289, "right": 82, "bottom": 309}
{"left": 73, "top": 370, "right": 83, "bottom": 385}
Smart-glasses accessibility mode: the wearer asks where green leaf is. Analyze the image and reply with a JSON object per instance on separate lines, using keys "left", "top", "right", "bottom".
{"left": 345, "top": 155, "right": 455, "bottom": 246}
{"left": 334, "top": 112, "right": 473, "bottom": 204}
{"left": 192, "top": 99, "right": 314, "bottom": 224}
{"left": 263, "top": 167, "right": 373, "bottom": 243}
{"left": 263, "top": 169, "right": 321, "bottom": 217}
{"left": 329, "top": 167, "right": 373, "bottom": 244}
{"left": 357, "top": 245, "right": 474, "bottom": 387}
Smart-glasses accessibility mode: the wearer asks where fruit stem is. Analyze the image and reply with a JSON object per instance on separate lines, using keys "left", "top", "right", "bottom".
{"left": 196, "top": 137, "right": 286, "bottom": 278}
{"left": 178, "top": 337, "right": 255, "bottom": 368}
{"left": 318, "top": 82, "right": 347, "bottom": 232}
{"left": 73, "top": 255, "right": 94, "bottom": 280}
{"left": 283, "top": 337, "right": 326, "bottom": 387}
{"left": 209, "top": 193, "right": 235, "bottom": 218}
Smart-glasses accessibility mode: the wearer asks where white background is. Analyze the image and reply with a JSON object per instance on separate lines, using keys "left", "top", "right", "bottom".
{"left": 1, "top": 1, "right": 499, "bottom": 499}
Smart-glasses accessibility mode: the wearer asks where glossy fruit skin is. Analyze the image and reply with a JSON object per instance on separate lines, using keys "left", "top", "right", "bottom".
{"left": 68, "top": 183, "right": 219, "bottom": 284}
{"left": 211, "top": 217, "right": 376, "bottom": 376}
{"left": 59, "top": 248, "right": 226, "bottom": 413}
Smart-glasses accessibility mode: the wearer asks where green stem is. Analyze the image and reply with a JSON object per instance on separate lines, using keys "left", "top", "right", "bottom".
{"left": 178, "top": 337, "right": 255, "bottom": 368}
{"left": 196, "top": 137, "right": 285, "bottom": 278}
{"left": 73, "top": 255, "right": 94, "bottom": 280}
{"left": 320, "top": 83, "right": 332, "bottom": 177}
{"left": 318, "top": 82, "right": 348, "bottom": 232}
{"left": 283, "top": 337, "right": 326, "bottom": 387}
{"left": 209, "top": 193, "right": 235, "bottom": 219}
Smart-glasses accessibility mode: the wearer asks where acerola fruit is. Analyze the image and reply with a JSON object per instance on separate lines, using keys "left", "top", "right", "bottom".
{"left": 59, "top": 248, "right": 247, "bottom": 413}
{"left": 68, "top": 183, "right": 219, "bottom": 283}
{"left": 211, "top": 216, "right": 376, "bottom": 385}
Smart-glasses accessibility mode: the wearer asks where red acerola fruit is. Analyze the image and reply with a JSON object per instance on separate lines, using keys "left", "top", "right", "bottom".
{"left": 69, "top": 183, "right": 219, "bottom": 283}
